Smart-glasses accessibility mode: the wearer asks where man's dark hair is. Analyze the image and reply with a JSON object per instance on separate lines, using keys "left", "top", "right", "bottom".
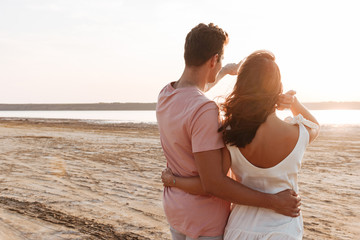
{"left": 184, "top": 23, "right": 229, "bottom": 66}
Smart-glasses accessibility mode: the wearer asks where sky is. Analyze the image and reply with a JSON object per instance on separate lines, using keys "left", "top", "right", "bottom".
{"left": 0, "top": 0, "right": 359, "bottom": 103}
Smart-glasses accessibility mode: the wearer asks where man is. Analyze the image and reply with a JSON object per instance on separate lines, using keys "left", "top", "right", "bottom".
{"left": 156, "top": 23, "right": 300, "bottom": 240}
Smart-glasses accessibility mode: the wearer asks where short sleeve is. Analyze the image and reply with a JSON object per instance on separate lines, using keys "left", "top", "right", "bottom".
{"left": 191, "top": 103, "right": 225, "bottom": 153}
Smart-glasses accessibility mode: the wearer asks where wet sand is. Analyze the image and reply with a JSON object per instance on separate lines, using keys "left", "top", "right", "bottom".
{"left": 0, "top": 118, "right": 359, "bottom": 239}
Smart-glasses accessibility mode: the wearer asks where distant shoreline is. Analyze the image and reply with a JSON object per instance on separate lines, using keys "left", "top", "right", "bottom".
{"left": 302, "top": 102, "right": 360, "bottom": 110}
{"left": 0, "top": 102, "right": 359, "bottom": 111}
{"left": 0, "top": 103, "right": 157, "bottom": 111}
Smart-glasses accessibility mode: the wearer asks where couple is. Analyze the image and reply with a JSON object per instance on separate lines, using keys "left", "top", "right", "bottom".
{"left": 156, "top": 23, "right": 320, "bottom": 240}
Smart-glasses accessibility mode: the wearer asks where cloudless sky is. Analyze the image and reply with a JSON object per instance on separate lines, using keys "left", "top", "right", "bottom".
{"left": 1, "top": 0, "right": 359, "bottom": 103}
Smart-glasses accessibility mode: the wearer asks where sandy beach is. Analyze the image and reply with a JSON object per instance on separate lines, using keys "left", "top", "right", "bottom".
{"left": 0, "top": 118, "right": 359, "bottom": 240}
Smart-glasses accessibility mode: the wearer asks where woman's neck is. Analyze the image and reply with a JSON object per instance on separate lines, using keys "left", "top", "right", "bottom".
{"left": 266, "top": 111, "right": 279, "bottom": 122}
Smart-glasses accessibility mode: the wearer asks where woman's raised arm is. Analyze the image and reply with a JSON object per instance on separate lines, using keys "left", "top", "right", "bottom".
{"left": 290, "top": 96, "right": 320, "bottom": 143}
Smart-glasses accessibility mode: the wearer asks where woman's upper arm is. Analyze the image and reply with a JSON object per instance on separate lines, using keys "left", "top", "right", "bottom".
{"left": 305, "top": 125, "right": 320, "bottom": 144}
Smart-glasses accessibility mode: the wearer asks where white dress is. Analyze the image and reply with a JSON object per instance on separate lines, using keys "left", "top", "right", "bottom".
{"left": 224, "top": 115, "right": 318, "bottom": 240}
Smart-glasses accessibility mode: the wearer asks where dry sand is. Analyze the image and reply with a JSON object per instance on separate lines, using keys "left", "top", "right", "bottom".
{"left": 0, "top": 118, "right": 359, "bottom": 239}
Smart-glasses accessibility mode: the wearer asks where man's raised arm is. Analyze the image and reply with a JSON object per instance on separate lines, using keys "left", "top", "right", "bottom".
{"left": 205, "top": 61, "right": 242, "bottom": 92}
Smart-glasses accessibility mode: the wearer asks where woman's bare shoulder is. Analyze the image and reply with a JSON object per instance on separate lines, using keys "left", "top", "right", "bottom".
{"left": 278, "top": 120, "right": 300, "bottom": 141}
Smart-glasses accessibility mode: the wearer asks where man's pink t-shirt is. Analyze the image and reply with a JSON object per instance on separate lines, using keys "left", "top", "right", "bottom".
{"left": 156, "top": 82, "right": 230, "bottom": 238}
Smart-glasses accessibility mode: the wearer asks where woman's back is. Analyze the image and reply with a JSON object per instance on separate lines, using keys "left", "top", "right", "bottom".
{"left": 239, "top": 113, "right": 300, "bottom": 169}
{"left": 224, "top": 116, "right": 310, "bottom": 240}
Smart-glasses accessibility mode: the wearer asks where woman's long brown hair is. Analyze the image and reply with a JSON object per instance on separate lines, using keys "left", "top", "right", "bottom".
{"left": 219, "top": 50, "right": 283, "bottom": 148}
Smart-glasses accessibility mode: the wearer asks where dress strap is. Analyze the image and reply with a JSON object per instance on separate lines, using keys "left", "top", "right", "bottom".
{"left": 284, "top": 114, "right": 319, "bottom": 129}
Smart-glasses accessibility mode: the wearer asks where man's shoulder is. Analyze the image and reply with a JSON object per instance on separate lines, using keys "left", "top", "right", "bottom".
{"left": 181, "top": 88, "right": 217, "bottom": 110}
{"left": 158, "top": 82, "right": 173, "bottom": 98}
{"left": 157, "top": 83, "right": 217, "bottom": 109}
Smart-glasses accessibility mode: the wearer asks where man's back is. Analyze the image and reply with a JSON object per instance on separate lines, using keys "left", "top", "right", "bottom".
{"left": 156, "top": 82, "right": 230, "bottom": 239}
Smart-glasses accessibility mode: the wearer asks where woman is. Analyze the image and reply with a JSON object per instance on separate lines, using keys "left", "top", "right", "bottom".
{"left": 162, "top": 50, "right": 320, "bottom": 239}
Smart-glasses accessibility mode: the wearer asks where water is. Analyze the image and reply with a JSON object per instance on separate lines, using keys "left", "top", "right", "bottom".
{"left": 0, "top": 110, "right": 359, "bottom": 125}
{"left": 276, "top": 110, "right": 360, "bottom": 125}
{"left": 0, "top": 110, "right": 157, "bottom": 124}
